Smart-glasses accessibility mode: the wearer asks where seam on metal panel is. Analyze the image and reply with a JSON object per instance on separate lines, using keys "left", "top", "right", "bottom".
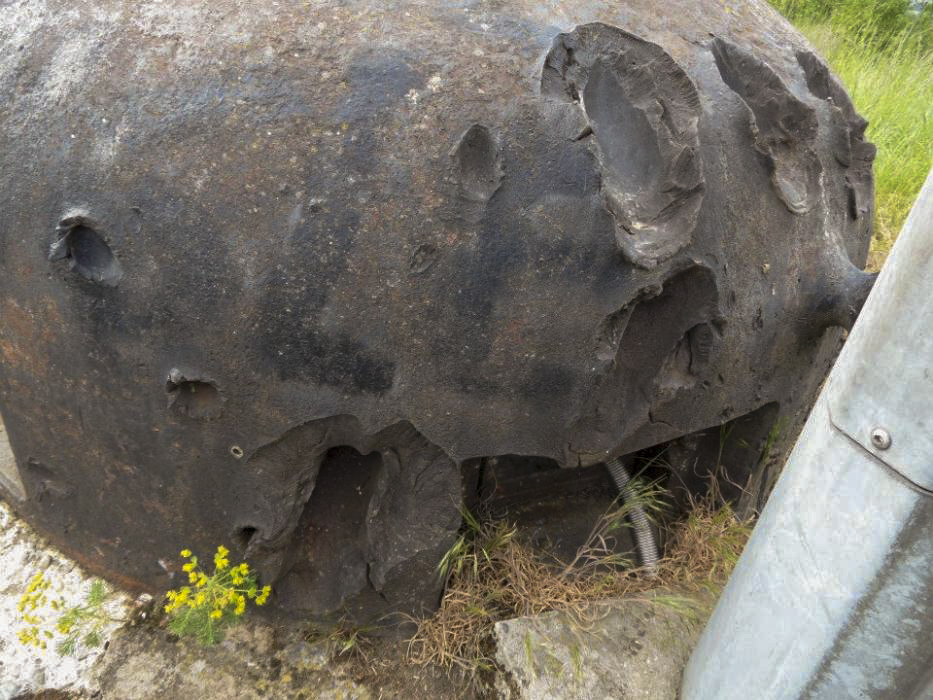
{"left": 828, "top": 405, "right": 933, "bottom": 497}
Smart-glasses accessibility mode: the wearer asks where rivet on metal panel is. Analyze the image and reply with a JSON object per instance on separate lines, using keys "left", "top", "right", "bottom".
{"left": 870, "top": 427, "right": 892, "bottom": 450}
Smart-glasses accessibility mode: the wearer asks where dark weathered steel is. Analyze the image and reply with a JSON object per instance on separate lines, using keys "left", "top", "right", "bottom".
{"left": 0, "top": 0, "right": 874, "bottom": 619}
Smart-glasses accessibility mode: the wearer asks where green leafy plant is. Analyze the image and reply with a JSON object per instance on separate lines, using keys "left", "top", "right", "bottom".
{"left": 163, "top": 546, "right": 271, "bottom": 645}
{"left": 17, "top": 572, "right": 124, "bottom": 655}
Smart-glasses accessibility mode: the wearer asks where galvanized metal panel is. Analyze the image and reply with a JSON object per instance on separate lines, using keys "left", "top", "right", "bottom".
{"left": 682, "top": 169, "right": 933, "bottom": 699}
{"left": 826, "top": 171, "right": 933, "bottom": 492}
{"left": 682, "top": 394, "right": 928, "bottom": 699}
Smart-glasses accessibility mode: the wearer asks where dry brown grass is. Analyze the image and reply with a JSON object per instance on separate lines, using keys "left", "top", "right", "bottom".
{"left": 656, "top": 498, "right": 753, "bottom": 587}
{"left": 406, "top": 487, "right": 752, "bottom": 679}
{"left": 306, "top": 617, "right": 378, "bottom": 663}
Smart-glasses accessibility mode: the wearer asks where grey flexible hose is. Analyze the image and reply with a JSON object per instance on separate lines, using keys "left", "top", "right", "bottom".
{"left": 606, "top": 457, "right": 660, "bottom": 575}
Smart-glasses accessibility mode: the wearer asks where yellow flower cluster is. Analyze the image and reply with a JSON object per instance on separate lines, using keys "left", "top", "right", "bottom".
{"left": 214, "top": 545, "right": 229, "bottom": 571}
{"left": 17, "top": 572, "right": 120, "bottom": 656}
{"left": 17, "top": 573, "right": 53, "bottom": 650}
{"left": 163, "top": 545, "right": 271, "bottom": 644}
{"left": 56, "top": 615, "right": 75, "bottom": 636}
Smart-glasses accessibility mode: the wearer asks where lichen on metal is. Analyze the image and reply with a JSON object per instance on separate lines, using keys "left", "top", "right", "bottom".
{"left": 0, "top": 0, "right": 875, "bottom": 620}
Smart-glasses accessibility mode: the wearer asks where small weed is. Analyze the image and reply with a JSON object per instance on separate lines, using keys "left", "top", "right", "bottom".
{"left": 647, "top": 593, "right": 708, "bottom": 623}
{"left": 306, "top": 619, "right": 378, "bottom": 662}
{"left": 522, "top": 631, "right": 535, "bottom": 668}
{"left": 569, "top": 642, "right": 583, "bottom": 682}
{"left": 163, "top": 546, "right": 271, "bottom": 645}
{"left": 560, "top": 475, "right": 667, "bottom": 576}
{"left": 17, "top": 572, "right": 125, "bottom": 655}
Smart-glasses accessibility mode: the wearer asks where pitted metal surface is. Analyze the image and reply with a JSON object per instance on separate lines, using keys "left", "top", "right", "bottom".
{"left": 0, "top": 0, "right": 874, "bottom": 618}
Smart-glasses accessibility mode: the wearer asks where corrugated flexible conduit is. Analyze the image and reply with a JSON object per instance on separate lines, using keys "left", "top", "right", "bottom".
{"left": 606, "top": 456, "right": 660, "bottom": 575}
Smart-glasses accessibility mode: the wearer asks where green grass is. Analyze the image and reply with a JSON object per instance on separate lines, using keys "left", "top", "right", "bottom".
{"left": 771, "top": 1, "right": 933, "bottom": 261}
{"left": 771, "top": 0, "right": 933, "bottom": 48}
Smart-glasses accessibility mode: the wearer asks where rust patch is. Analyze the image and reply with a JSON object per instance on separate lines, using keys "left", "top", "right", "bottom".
{"left": 0, "top": 299, "right": 61, "bottom": 378}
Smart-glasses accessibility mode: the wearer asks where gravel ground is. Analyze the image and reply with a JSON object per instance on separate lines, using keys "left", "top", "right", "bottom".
{"left": 0, "top": 496, "right": 700, "bottom": 699}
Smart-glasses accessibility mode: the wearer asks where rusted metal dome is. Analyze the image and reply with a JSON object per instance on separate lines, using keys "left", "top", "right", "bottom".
{"left": 0, "top": 0, "right": 874, "bottom": 619}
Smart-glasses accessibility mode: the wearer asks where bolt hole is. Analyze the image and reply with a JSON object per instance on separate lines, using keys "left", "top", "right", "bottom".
{"left": 236, "top": 526, "right": 258, "bottom": 550}
{"left": 49, "top": 216, "right": 122, "bottom": 286}
{"left": 165, "top": 373, "right": 224, "bottom": 420}
{"left": 230, "top": 445, "right": 244, "bottom": 459}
